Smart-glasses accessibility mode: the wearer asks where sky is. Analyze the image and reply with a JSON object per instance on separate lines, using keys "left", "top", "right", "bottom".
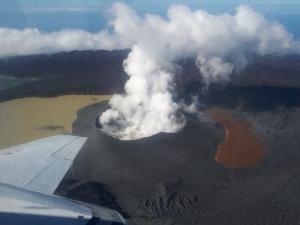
{"left": 0, "top": 0, "right": 299, "bottom": 36}
{"left": 1, "top": 0, "right": 300, "bottom": 11}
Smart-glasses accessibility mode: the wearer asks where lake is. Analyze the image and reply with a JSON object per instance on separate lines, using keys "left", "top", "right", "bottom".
{"left": 207, "top": 108, "right": 266, "bottom": 168}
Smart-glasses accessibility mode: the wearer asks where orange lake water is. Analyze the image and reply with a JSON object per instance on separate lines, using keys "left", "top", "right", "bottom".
{"left": 207, "top": 108, "right": 265, "bottom": 168}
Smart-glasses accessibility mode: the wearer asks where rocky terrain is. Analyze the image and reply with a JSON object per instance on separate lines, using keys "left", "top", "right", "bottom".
{"left": 56, "top": 93, "right": 300, "bottom": 225}
{"left": 2, "top": 50, "right": 300, "bottom": 225}
{"left": 1, "top": 51, "right": 300, "bottom": 102}
{"left": 0, "top": 50, "right": 128, "bottom": 101}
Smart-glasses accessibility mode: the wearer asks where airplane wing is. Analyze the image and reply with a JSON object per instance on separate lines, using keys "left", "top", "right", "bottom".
{"left": 0, "top": 135, "right": 87, "bottom": 195}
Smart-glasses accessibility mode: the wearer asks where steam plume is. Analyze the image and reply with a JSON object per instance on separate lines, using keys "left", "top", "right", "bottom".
{"left": 99, "top": 3, "right": 298, "bottom": 140}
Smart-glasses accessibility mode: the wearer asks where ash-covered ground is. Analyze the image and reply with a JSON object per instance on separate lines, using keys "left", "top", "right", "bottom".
{"left": 57, "top": 89, "right": 300, "bottom": 225}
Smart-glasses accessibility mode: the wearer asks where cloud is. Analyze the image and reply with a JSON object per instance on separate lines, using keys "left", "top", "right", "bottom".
{"left": 0, "top": 4, "right": 297, "bottom": 59}
{"left": 0, "top": 27, "right": 131, "bottom": 58}
{"left": 99, "top": 3, "right": 299, "bottom": 140}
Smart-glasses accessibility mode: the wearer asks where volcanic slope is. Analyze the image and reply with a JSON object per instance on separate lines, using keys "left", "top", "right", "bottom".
{"left": 59, "top": 94, "right": 300, "bottom": 225}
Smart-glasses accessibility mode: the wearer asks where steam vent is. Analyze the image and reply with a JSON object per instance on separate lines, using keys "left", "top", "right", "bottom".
{"left": 71, "top": 116, "right": 226, "bottom": 218}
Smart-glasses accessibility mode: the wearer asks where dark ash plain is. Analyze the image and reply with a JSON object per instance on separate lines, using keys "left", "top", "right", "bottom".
{"left": 1, "top": 51, "right": 300, "bottom": 225}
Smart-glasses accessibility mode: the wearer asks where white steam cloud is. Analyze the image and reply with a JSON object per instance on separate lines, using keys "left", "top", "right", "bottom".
{"left": 0, "top": 28, "right": 130, "bottom": 57}
{"left": 1, "top": 3, "right": 299, "bottom": 140}
{"left": 99, "top": 3, "right": 298, "bottom": 140}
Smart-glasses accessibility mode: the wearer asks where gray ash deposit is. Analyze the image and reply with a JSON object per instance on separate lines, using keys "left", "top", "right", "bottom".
{"left": 56, "top": 95, "right": 300, "bottom": 225}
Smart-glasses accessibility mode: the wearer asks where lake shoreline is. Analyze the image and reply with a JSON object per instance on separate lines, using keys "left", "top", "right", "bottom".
{"left": 0, "top": 95, "right": 110, "bottom": 149}
{"left": 207, "top": 108, "right": 266, "bottom": 168}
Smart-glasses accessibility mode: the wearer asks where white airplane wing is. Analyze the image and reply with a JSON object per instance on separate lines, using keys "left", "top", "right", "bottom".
{"left": 0, "top": 135, "right": 87, "bottom": 195}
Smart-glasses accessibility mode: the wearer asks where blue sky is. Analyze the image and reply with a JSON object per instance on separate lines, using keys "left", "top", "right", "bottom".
{"left": 1, "top": 0, "right": 300, "bottom": 11}
{"left": 0, "top": 0, "right": 299, "bottom": 37}
{"left": 1, "top": 0, "right": 299, "bottom": 14}
{"left": 7, "top": 0, "right": 300, "bottom": 4}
